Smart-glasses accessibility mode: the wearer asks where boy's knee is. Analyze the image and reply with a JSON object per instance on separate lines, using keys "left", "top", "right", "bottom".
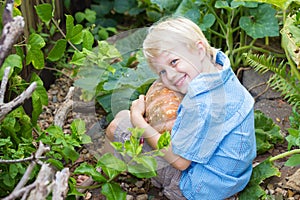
{"left": 105, "top": 110, "right": 130, "bottom": 141}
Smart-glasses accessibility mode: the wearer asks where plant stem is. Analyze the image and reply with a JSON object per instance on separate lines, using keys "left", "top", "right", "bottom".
{"left": 269, "top": 149, "right": 300, "bottom": 162}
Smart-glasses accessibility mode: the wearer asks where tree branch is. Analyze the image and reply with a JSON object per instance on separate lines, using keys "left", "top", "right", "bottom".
{"left": 0, "top": 14, "right": 24, "bottom": 66}
{"left": 0, "top": 66, "right": 10, "bottom": 103}
{"left": 0, "top": 73, "right": 37, "bottom": 121}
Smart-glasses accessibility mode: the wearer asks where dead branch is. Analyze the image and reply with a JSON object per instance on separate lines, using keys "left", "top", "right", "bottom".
{"left": 0, "top": 67, "right": 37, "bottom": 121}
{"left": 27, "top": 164, "right": 55, "bottom": 200}
{"left": 52, "top": 168, "right": 70, "bottom": 200}
{"left": 0, "top": 155, "right": 46, "bottom": 164}
{"left": 54, "top": 86, "right": 75, "bottom": 127}
{"left": 0, "top": 0, "right": 24, "bottom": 67}
{"left": 0, "top": 66, "right": 10, "bottom": 103}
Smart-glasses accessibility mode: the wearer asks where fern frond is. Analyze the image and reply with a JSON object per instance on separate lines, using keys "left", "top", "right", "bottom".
{"left": 245, "top": 53, "right": 300, "bottom": 110}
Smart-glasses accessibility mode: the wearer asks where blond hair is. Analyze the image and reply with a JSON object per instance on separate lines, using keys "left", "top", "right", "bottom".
{"left": 143, "top": 16, "right": 218, "bottom": 68}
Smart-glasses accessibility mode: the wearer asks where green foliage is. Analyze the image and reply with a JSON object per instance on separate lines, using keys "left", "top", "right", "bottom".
{"left": 38, "top": 119, "right": 91, "bottom": 168}
{"left": 239, "top": 158, "right": 281, "bottom": 199}
{"left": 245, "top": 53, "right": 300, "bottom": 110}
{"left": 254, "top": 110, "right": 284, "bottom": 154}
{"left": 72, "top": 128, "right": 170, "bottom": 200}
{"left": 174, "top": 0, "right": 280, "bottom": 70}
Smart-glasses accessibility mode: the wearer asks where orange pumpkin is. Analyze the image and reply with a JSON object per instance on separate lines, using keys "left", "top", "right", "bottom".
{"left": 145, "top": 80, "right": 184, "bottom": 134}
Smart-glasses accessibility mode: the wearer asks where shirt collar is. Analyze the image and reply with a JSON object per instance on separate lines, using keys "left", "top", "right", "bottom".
{"left": 187, "top": 51, "right": 232, "bottom": 97}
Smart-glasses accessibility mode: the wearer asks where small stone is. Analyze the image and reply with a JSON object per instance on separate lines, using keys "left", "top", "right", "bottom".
{"left": 126, "top": 195, "right": 134, "bottom": 200}
{"left": 135, "top": 180, "right": 144, "bottom": 188}
{"left": 84, "top": 191, "right": 92, "bottom": 199}
{"left": 136, "top": 194, "right": 148, "bottom": 200}
{"left": 288, "top": 189, "right": 295, "bottom": 197}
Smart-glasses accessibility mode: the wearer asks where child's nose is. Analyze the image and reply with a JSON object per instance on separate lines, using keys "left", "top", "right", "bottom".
{"left": 166, "top": 68, "right": 177, "bottom": 81}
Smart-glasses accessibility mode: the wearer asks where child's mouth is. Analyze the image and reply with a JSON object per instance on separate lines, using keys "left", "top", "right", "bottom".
{"left": 175, "top": 74, "right": 187, "bottom": 87}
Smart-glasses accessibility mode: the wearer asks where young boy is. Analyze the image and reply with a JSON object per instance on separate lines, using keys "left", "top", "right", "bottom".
{"left": 106, "top": 16, "right": 256, "bottom": 199}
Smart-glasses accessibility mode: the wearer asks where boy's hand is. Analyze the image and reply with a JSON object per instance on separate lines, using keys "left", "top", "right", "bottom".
{"left": 130, "top": 95, "right": 147, "bottom": 127}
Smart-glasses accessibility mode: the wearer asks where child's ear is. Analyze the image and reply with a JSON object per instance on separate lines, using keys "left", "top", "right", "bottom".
{"left": 195, "top": 41, "right": 206, "bottom": 60}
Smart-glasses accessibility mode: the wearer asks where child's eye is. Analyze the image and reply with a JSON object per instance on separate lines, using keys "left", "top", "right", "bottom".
{"left": 170, "top": 59, "right": 178, "bottom": 66}
{"left": 159, "top": 70, "right": 166, "bottom": 76}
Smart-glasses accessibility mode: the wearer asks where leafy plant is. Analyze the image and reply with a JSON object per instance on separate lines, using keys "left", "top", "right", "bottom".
{"left": 38, "top": 119, "right": 92, "bottom": 169}
{"left": 174, "top": 0, "right": 282, "bottom": 70}
{"left": 254, "top": 110, "right": 284, "bottom": 154}
{"left": 243, "top": 0, "right": 300, "bottom": 110}
{"left": 72, "top": 127, "right": 171, "bottom": 200}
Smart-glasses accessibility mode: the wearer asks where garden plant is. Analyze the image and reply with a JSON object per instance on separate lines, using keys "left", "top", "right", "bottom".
{"left": 0, "top": 0, "right": 299, "bottom": 199}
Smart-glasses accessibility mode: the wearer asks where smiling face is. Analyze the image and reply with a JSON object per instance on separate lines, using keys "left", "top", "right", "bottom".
{"left": 150, "top": 43, "right": 205, "bottom": 94}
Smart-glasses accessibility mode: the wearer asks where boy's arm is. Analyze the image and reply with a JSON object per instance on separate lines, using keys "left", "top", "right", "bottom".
{"left": 131, "top": 95, "right": 191, "bottom": 171}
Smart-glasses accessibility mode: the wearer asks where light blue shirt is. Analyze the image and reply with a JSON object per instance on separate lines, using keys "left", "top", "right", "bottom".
{"left": 171, "top": 51, "right": 256, "bottom": 199}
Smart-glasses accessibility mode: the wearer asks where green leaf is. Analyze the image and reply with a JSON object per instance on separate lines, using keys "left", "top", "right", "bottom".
{"left": 28, "top": 33, "right": 46, "bottom": 49}
{"left": 133, "top": 156, "right": 157, "bottom": 175}
{"left": 46, "top": 158, "right": 64, "bottom": 170}
{"left": 75, "top": 12, "right": 85, "bottom": 23}
{"left": 110, "top": 142, "right": 124, "bottom": 152}
{"left": 150, "top": 0, "right": 181, "bottom": 11}
{"left": 239, "top": 158, "right": 281, "bottom": 200}
{"left": 74, "top": 162, "right": 107, "bottom": 183}
{"left": 254, "top": 110, "right": 284, "bottom": 154}
{"left": 47, "top": 39, "right": 67, "bottom": 61}
{"left": 70, "top": 51, "right": 86, "bottom": 65}
{"left": 215, "top": 0, "right": 231, "bottom": 10}
{"left": 1, "top": 54, "right": 22, "bottom": 76}
{"left": 235, "top": 0, "right": 295, "bottom": 10}
{"left": 62, "top": 146, "right": 79, "bottom": 163}
{"left": 157, "top": 131, "right": 171, "bottom": 150}
{"left": 31, "top": 73, "right": 48, "bottom": 105}
{"left": 84, "top": 9, "right": 96, "bottom": 23}
{"left": 199, "top": 14, "right": 216, "bottom": 31}
{"left": 239, "top": 4, "right": 279, "bottom": 39}
{"left": 26, "top": 49, "right": 45, "bottom": 69}
{"left": 97, "top": 153, "right": 127, "bottom": 172}
{"left": 70, "top": 24, "right": 83, "bottom": 44}
{"left": 101, "top": 182, "right": 126, "bottom": 200}
{"left": 286, "top": 128, "right": 300, "bottom": 150}
{"left": 9, "top": 164, "right": 19, "bottom": 179}
{"left": 65, "top": 15, "right": 74, "bottom": 39}
{"left": 128, "top": 163, "right": 157, "bottom": 178}
{"left": 82, "top": 30, "right": 94, "bottom": 50}
{"left": 285, "top": 154, "right": 300, "bottom": 167}
{"left": 70, "top": 119, "right": 86, "bottom": 136}
{"left": 35, "top": 3, "right": 53, "bottom": 23}
{"left": 31, "top": 92, "right": 42, "bottom": 125}
{"left": 113, "top": 0, "right": 136, "bottom": 14}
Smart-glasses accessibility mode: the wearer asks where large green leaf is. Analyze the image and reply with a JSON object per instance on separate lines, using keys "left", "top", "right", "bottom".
{"left": 113, "top": 0, "right": 137, "bottom": 13}
{"left": 239, "top": 159, "right": 281, "bottom": 200}
{"left": 254, "top": 110, "right": 284, "bottom": 154}
{"left": 235, "top": 0, "right": 299, "bottom": 10}
{"left": 35, "top": 3, "right": 53, "bottom": 24}
{"left": 97, "top": 153, "right": 127, "bottom": 172}
{"left": 26, "top": 33, "right": 46, "bottom": 69}
{"left": 74, "top": 162, "right": 107, "bottom": 183}
{"left": 174, "top": 0, "right": 201, "bottom": 24}
{"left": 0, "top": 54, "right": 22, "bottom": 79}
{"left": 128, "top": 163, "right": 157, "bottom": 178}
{"left": 151, "top": 0, "right": 181, "bottom": 11}
{"left": 133, "top": 156, "right": 157, "bottom": 174}
{"left": 239, "top": 4, "right": 279, "bottom": 39}
{"left": 47, "top": 39, "right": 67, "bottom": 61}
{"left": 101, "top": 182, "right": 126, "bottom": 200}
